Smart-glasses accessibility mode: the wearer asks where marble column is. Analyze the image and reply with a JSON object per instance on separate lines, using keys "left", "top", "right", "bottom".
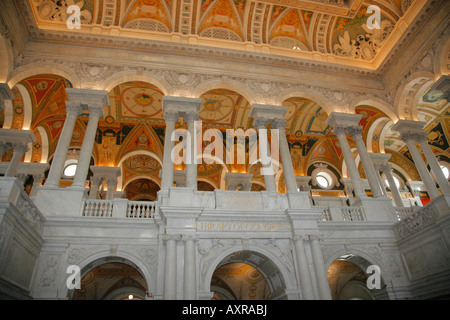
{"left": 253, "top": 118, "right": 277, "bottom": 192}
{"left": 183, "top": 235, "right": 197, "bottom": 300}
{"left": 417, "top": 135, "right": 450, "bottom": 195}
{"left": 106, "top": 178, "right": 117, "bottom": 200}
{"left": 163, "top": 235, "right": 178, "bottom": 300}
{"left": 293, "top": 235, "right": 315, "bottom": 299}
{"left": 381, "top": 163, "right": 404, "bottom": 207}
{"left": 346, "top": 125, "right": 384, "bottom": 198}
{"left": 161, "top": 111, "right": 178, "bottom": 189}
{"left": 402, "top": 132, "right": 440, "bottom": 199}
{"left": 185, "top": 111, "right": 199, "bottom": 190}
{"left": 309, "top": 235, "right": 332, "bottom": 300}
{"left": 88, "top": 176, "right": 103, "bottom": 199}
{"left": 392, "top": 120, "right": 441, "bottom": 199}
{"left": 5, "top": 143, "right": 29, "bottom": 177}
{"left": 332, "top": 126, "right": 366, "bottom": 198}
{"left": 29, "top": 173, "right": 46, "bottom": 198}
{"left": 45, "top": 103, "right": 82, "bottom": 187}
{"left": 0, "top": 83, "right": 13, "bottom": 111}
{"left": 72, "top": 106, "right": 104, "bottom": 188}
{"left": 274, "top": 118, "right": 298, "bottom": 193}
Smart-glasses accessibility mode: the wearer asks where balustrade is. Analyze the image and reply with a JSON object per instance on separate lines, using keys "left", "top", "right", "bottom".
{"left": 80, "top": 199, "right": 157, "bottom": 219}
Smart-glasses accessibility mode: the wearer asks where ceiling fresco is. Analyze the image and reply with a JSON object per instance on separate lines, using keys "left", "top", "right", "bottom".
{"left": 1, "top": 74, "right": 448, "bottom": 198}
{"left": 27, "top": 0, "right": 409, "bottom": 63}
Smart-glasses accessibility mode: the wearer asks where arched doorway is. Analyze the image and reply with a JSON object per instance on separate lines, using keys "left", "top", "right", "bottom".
{"left": 71, "top": 257, "right": 148, "bottom": 300}
{"left": 210, "top": 250, "right": 287, "bottom": 300}
{"left": 327, "top": 254, "right": 389, "bottom": 300}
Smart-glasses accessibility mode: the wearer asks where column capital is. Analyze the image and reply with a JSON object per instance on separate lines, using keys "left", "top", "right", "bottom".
{"left": 12, "top": 142, "right": 30, "bottom": 154}
{"left": 65, "top": 102, "right": 83, "bottom": 116}
{"left": 345, "top": 125, "right": 363, "bottom": 138}
{"left": 400, "top": 131, "right": 427, "bottom": 143}
{"left": 272, "top": 118, "right": 287, "bottom": 130}
{"left": 325, "top": 112, "right": 362, "bottom": 129}
{"left": 164, "top": 110, "right": 179, "bottom": 122}
{"left": 87, "top": 105, "right": 104, "bottom": 119}
{"left": 252, "top": 117, "right": 269, "bottom": 129}
{"left": 330, "top": 125, "right": 347, "bottom": 136}
{"left": 184, "top": 110, "right": 199, "bottom": 122}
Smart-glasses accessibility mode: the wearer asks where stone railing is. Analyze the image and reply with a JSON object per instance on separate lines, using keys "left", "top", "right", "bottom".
{"left": 80, "top": 198, "right": 157, "bottom": 219}
{"left": 127, "top": 201, "right": 157, "bottom": 219}
{"left": 0, "top": 177, "right": 45, "bottom": 236}
{"left": 394, "top": 206, "right": 421, "bottom": 221}
{"left": 319, "top": 205, "right": 366, "bottom": 221}
{"left": 393, "top": 194, "right": 450, "bottom": 240}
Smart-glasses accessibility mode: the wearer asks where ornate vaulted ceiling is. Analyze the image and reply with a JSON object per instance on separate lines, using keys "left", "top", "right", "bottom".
{"left": 26, "top": 0, "right": 415, "bottom": 67}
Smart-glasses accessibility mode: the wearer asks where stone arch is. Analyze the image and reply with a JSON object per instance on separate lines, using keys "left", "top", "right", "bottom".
{"left": 277, "top": 88, "right": 334, "bottom": 115}
{"left": 192, "top": 78, "right": 257, "bottom": 105}
{"left": 0, "top": 34, "right": 13, "bottom": 83}
{"left": 116, "top": 149, "right": 163, "bottom": 191}
{"left": 202, "top": 244, "right": 296, "bottom": 300}
{"left": 324, "top": 247, "right": 391, "bottom": 297}
{"left": 61, "top": 249, "right": 154, "bottom": 300}
{"left": 433, "top": 30, "right": 450, "bottom": 78}
{"left": 8, "top": 62, "right": 81, "bottom": 89}
{"left": 350, "top": 96, "right": 399, "bottom": 123}
{"left": 395, "top": 71, "right": 435, "bottom": 121}
{"left": 101, "top": 70, "right": 171, "bottom": 95}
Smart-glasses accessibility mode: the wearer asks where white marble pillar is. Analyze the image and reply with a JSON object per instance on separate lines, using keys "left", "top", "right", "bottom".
{"left": 274, "top": 118, "right": 298, "bottom": 193}
{"left": 332, "top": 126, "right": 366, "bottom": 198}
{"left": 381, "top": 163, "right": 404, "bottom": 207}
{"left": 72, "top": 106, "right": 104, "bottom": 188}
{"left": 254, "top": 118, "right": 277, "bottom": 192}
{"left": 45, "top": 103, "right": 82, "bottom": 187}
{"left": 89, "top": 176, "right": 103, "bottom": 199}
{"left": 346, "top": 126, "right": 384, "bottom": 198}
{"left": 163, "top": 235, "right": 178, "bottom": 300}
{"left": 183, "top": 235, "right": 197, "bottom": 300}
{"left": 417, "top": 136, "right": 450, "bottom": 195}
{"left": 309, "top": 235, "right": 332, "bottom": 300}
{"left": 161, "top": 111, "right": 178, "bottom": 189}
{"left": 29, "top": 173, "right": 46, "bottom": 198}
{"left": 185, "top": 111, "right": 199, "bottom": 190}
{"left": 293, "top": 235, "right": 315, "bottom": 299}
{"left": 403, "top": 133, "right": 440, "bottom": 199}
{"left": 106, "top": 178, "right": 117, "bottom": 200}
{"left": 5, "top": 143, "right": 29, "bottom": 177}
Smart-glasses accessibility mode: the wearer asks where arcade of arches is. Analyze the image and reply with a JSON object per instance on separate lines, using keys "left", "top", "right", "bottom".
{"left": 0, "top": 0, "right": 449, "bottom": 301}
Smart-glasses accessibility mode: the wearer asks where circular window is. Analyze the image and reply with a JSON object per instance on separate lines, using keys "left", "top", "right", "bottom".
{"left": 440, "top": 165, "right": 449, "bottom": 179}
{"left": 385, "top": 176, "right": 400, "bottom": 189}
{"left": 64, "top": 163, "right": 78, "bottom": 177}
{"left": 315, "top": 172, "right": 333, "bottom": 189}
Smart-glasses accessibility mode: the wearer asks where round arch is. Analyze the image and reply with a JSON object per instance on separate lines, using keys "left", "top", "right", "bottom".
{"left": 116, "top": 149, "right": 163, "bottom": 191}
{"left": 326, "top": 252, "right": 391, "bottom": 300}
{"left": 202, "top": 245, "right": 296, "bottom": 300}
{"left": 192, "top": 79, "right": 257, "bottom": 105}
{"left": 101, "top": 71, "right": 171, "bottom": 95}
{"left": 8, "top": 63, "right": 81, "bottom": 89}
{"left": 350, "top": 96, "right": 399, "bottom": 123}
{"left": 277, "top": 88, "right": 334, "bottom": 115}
{"left": 394, "top": 71, "right": 435, "bottom": 121}
{"left": 61, "top": 249, "right": 154, "bottom": 300}
{"left": 433, "top": 30, "right": 450, "bottom": 78}
{"left": 0, "top": 34, "right": 13, "bottom": 83}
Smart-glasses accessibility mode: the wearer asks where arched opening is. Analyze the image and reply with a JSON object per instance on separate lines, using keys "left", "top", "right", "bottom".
{"left": 124, "top": 178, "right": 160, "bottom": 201}
{"left": 71, "top": 257, "right": 148, "bottom": 300}
{"left": 327, "top": 254, "right": 389, "bottom": 300}
{"left": 210, "top": 250, "right": 287, "bottom": 300}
